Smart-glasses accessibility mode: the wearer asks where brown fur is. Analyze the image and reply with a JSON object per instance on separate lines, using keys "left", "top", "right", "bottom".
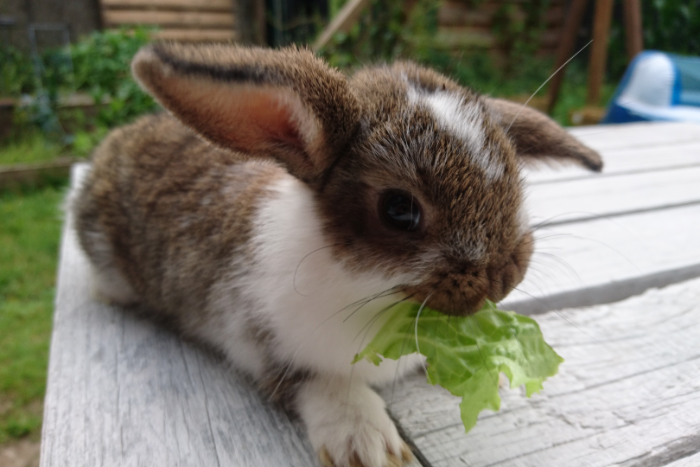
{"left": 74, "top": 113, "right": 285, "bottom": 328}
{"left": 133, "top": 43, "right": 360, "bottom": 187}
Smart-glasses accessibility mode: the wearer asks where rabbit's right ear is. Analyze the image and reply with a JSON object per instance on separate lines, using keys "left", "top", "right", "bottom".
{"left": 132, "top": 43, "right": 360, "bottom": 186}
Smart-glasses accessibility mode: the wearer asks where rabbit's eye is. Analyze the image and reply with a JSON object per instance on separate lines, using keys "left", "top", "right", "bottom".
{"left": 380, "top": 190, "right": 421, "bottom": 231}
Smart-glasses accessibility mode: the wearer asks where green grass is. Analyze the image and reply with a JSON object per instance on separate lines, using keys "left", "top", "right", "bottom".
{"left": 0, "top": 132, "right": 66, "bottom": 166}
{"left": 0, "top": 184, "right": 65, "bottom": 443}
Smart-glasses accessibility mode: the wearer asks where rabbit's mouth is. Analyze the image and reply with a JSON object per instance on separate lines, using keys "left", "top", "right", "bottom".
{"left": 404, "top": 231, "right": 533, "bottom": 316}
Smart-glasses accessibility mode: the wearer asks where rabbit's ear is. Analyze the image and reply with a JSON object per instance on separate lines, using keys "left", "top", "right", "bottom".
{"left": 485, "top": 97, "right": 603, "bottom": 172}
{"left": 132, "top": 43, "right": 360, "bottom": 186}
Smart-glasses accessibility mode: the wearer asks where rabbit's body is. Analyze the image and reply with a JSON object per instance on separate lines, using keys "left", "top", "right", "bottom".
{"left": 73, "top": 43, "right": 602, "bottom": 467}
{"left": 76, "top": 112, "right": 421, "bottom": 386}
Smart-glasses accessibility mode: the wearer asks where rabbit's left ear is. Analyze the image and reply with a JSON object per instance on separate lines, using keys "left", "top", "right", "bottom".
{"left": 132, "top": 43, "right": 360, "bottom": 186}
{"left": 485, "top": 97, "right": 603, "bottom": 172}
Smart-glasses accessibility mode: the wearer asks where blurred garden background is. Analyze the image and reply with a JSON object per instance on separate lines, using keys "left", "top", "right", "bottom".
{"left": 0, "top": 0, "right": 699, "bottom": 464}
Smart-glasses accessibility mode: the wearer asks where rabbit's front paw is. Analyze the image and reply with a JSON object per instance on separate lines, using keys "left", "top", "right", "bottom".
{"left": 298, "top": 378, "right": 413, "bottom": 467}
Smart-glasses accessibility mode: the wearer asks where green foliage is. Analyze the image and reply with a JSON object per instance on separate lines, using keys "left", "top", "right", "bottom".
{"left": 354, "top": 300, "right": 563, "bottom": 432}
{"left": 642, "top": 0, "right": 700, "bottom": 54}
{"left": 2, "top": 28, "right": 157, "bottom": 158}
{"left": 491, "top": 0, "right": 551, "bottom": 76}
{"left": 0, "top": 47, "right": 35, "bottom": 97}
{"left": 70, "top": 28, "right": 158, "bottom": 128}
{"left": 0, "top": 185, "right": 64, "bottom": 442}
{"left": 0, "top": 132, "right": 64, "bottom": 165}
{"left": 319, "top": 0, "right": 440, "bottom": 69}
{"left": 608, "top": 1, "right": 700, "bottom": 81}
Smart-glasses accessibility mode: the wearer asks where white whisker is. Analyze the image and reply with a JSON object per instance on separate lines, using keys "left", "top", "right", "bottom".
{"left": 506, "top": 39, "right": 593, "bottom": 134}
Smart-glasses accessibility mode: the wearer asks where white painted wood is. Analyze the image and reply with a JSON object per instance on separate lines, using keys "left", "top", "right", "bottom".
{"left": 525, "top": 164, "right": 700, "bottom": 226}
{"left": 524, "top": 139, "right": 700, "bottom": 184}
{"left": 504, "top": 203, "right": 700, "bottom": 312}
{"left": 383, "top": 277, "right": 700, "bottom": 467}
{"left": 665, "top": 452, "right": 700, "bottom": 467}
{"left": 41, "top": 164, "right": 320, "bottom": 467}
{"left": 566, "top": 122, "right": 700, "bottom": 152}
{"left": 503, "top": 122, "right": 700, "bottom": 313}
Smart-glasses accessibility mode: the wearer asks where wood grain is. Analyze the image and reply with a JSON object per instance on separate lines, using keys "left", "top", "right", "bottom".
{"left": 103, "top": 10, "right": 235, "bottom": 27}
{"left": 586, "top": 0, "right": 614, "bottom": 105}
{"left": 523, "top": 141, "right": 700, "bottom": 184}
{"left": 546, "top": 0, "right": 588, "bottom": 113}
{"left": 565, "top": 122, "right": 700, "bottom": 151}
{"left": 153, "top": 28, "right": 236, "bottom": 42}
{"left": 101, "top": 0, "right": 232, "bottom": 11}
{"left": 506, "top": 123, "right": 700, "bottom": 313}
{"left": 525, "top": 164, "right": 700, "bottom": 225}
{"left": 383, "top": 277, "right": 700, "bottom": 466}
{"left": 505, "top": 202, "right": 700, "bottom": 313}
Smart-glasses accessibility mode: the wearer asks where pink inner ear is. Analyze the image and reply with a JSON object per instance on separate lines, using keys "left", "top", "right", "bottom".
{"left": 160, "top": 75, "right": 309, "bottom": 157}
{"left": 219, "top": 89, "right": 306, "bottom": 154}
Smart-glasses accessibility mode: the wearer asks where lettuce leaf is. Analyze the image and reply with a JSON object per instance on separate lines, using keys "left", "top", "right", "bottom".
{"left": 353, "top": 300, "right": 563, "bottom": 432}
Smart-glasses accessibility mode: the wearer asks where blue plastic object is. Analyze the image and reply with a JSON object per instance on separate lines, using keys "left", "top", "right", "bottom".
{"left": 602, "top": 51, "right": 700, "bottom": 124}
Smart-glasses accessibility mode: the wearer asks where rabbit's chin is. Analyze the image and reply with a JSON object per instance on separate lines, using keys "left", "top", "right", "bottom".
{"left": 203, "top": 174, "right": 425, "bottom": 386}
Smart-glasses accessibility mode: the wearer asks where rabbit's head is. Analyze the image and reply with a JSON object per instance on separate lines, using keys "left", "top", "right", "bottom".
{"left": 133, "top": 43, "right": 601, "bottom": 316}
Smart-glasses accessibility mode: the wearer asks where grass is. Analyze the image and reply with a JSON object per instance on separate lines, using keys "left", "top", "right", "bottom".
{"left": 0, "top": 184, "right": 65, "bottom": 443}
{"left": 0, "top": 132, "right": 66, "bottom": 166}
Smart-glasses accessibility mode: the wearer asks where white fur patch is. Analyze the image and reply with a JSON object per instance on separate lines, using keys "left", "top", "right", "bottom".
{"left": 80, "top": 230, "right": 139, "bottom": 305}
{"left": 240, "top": 175, "right": 424, "bottom": 386}
{"left": 407, "top": 85, "right": 505, "bottom": 181}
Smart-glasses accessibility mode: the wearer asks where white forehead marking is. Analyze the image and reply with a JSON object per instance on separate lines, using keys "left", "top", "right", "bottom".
{"left": 406, "top": 84, "right": 504, "bottom": 181}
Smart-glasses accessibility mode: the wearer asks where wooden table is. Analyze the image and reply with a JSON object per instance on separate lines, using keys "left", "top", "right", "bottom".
{"left": 41, "top": 122, "right": 700, "bottom": 466}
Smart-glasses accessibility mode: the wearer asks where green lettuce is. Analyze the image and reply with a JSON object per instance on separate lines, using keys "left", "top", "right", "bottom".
{"left": 353, "top": 300, "right": 563, "bottom": 432}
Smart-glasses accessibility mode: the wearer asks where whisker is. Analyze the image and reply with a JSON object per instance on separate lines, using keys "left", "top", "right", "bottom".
{"left": 348, "top": 293, "right": 417, "bottom": 407}
{"left": 505, "top": 39, "right": 593, "bottom": 133}
{"left": 343, "top": 286, "right": 404, "bottom": 323}
{"left": 292, "top": 242, "right": 346, "bottom": 296}
{"left": 530, "top": 251, "right": 583, "bottom": 285}
{"left": 339, "top": 285, "right": 405, "bottom": 315}
{"left": 269, "top": 285, "right": 407, "bottom": 401}
{"left": 353, "top": 293, "right": 417, "bottom": 345}
{"left": 415, "top": 294, "right": 432, "bottom": 377}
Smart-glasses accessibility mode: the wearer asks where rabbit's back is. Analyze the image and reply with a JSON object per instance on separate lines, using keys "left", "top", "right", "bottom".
{"left": 73, "top": 113, "right": 285, "bottom": 325}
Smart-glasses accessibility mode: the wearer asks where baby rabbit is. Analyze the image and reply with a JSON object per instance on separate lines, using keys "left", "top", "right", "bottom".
{"left": 72, "top": 43, "right": 602, "bottom": 467}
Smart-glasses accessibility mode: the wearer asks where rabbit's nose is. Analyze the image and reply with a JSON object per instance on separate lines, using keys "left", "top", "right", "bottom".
{"left": 485, "top": 231, "right": 533, "bottom": 303}
{"left": 405, "top": 231, "right": 533, "bottom": 316}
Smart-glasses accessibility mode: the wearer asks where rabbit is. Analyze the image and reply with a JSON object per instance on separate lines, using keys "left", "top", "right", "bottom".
{"left": 71, "top": 42, "right": 602, "bottom": 467}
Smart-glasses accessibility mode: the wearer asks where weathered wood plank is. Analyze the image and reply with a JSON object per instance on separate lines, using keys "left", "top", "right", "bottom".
{"left": 566, "top": 122, "right": 700, "bottom": 152}
{"left": 101, "top": 0, "right": 233, "bottom": 11}
{"left": 437, "top": 2, "right": 564, "bottom": 28}
{"left": 383, "top": 277, "right": 700, "bottom": 467}
{"left": 0, "top": 158, "right": 75, "bottom": 190}
{"left": 524, "top": 140, "right": 700, "bottom": 184}
{"left": 152, "top": 28, "right": 236, "bottom": 42}
{"left": 103, "top": 10, "right": 235, "bottom": 27}
{"left": 436, "top": 26, "right": 561, "bottom": 49}
{"left": 503, "top": 122, "right": 700, "bottom": 313}
{"left": 665, "top": 452, "right": 700, "bottom": 467}
{"left": 40, "top": 165, "right": 318, "bottom": 467}
{"left": 525, "top": 164, "right": 700, "bottom": 226}
{"left": 504, "top": 203, "right": 700, "bottom": 313}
